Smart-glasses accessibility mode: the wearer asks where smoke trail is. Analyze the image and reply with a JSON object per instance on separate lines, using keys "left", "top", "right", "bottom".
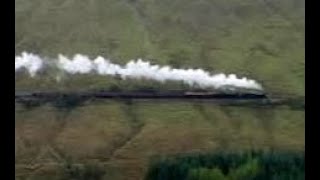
{"left": 15, "top": 52, "right": 43, "bottom": 77}
{"left": 15, "top": 52, "right": 263, "bottom": 90}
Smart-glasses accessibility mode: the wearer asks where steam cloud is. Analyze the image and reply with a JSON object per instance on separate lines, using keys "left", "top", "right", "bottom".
{"left": 15, "top": 52, "right": 263, "bottom": 90}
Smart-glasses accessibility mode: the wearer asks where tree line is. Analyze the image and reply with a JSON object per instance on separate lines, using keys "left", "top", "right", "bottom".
{"left": 145, "top": 150, "right": 304, "bottom": 180}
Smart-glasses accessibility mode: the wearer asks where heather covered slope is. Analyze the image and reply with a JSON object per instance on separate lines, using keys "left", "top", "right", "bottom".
{"left": 15, "top": 0, "right": 304, "bottom": 180}
{"left": 15, "top": 102, "right": 304, "bottom": 180}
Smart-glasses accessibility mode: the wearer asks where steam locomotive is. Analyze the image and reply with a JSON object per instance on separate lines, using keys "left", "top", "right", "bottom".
{"left": 15, "top": 88, "right": 305, "bottom": 110}
{"left": 15, "top": 87, "right": 267, "bottom": 100}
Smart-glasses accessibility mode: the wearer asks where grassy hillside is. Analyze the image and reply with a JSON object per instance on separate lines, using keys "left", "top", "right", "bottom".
{"left": 15, "top": 0, "right": 304, "bottom": 180}
{"left": 15, "top": 0, "right": 304, "bottom": 96}
{"left": 15, "top": 101, "right": 304, "bottom": 180}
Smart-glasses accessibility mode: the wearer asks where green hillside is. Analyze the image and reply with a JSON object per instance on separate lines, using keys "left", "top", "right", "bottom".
{"left": 15, "top": 0, "right": 304, "bottom": 96}
{"left": 15, "top": 0, "right": 304, "bottom": 180}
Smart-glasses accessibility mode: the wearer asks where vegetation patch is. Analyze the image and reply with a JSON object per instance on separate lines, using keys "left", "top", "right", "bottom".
{"left": 145, "top": 150, "right": 304, "bottom": 180}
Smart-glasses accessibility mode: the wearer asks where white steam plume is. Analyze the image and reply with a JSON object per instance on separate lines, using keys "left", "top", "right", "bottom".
{"left": 15, "top": 52, "right": 263, "bottom": 90}
{"left": 15, "top": 52, "right": 43, "bottom": 77}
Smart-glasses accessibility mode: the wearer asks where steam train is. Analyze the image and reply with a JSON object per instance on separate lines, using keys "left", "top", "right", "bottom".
{"left": 15, "top": 88, "right": 305, "bottom": 110}
{"left": 15, "top": 88, "right": 267, "bottom": 100}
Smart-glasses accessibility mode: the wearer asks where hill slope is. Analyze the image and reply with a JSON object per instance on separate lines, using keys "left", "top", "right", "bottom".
{"left": 15, "top": 0, "right": 304, "bottom": 180}
{"left": 15, "top": 0, "right": 304, "bottom": 96}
